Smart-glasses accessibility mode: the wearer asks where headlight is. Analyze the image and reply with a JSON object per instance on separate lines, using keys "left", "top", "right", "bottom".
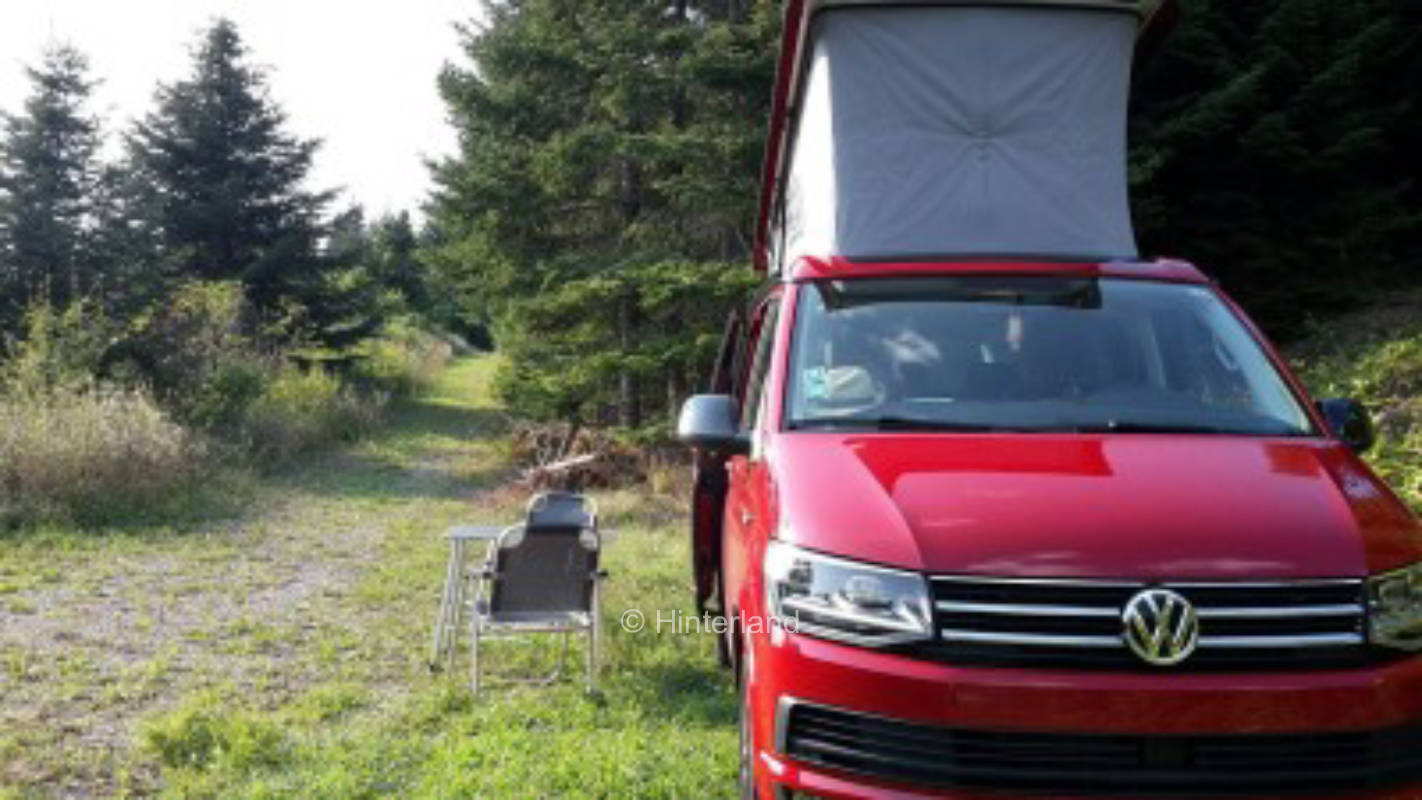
{"left": 764, "top": 541, "right": 932, "bottom": 647}
{"left": 1367, "top": 563, "right": 1422, "bottom": 651}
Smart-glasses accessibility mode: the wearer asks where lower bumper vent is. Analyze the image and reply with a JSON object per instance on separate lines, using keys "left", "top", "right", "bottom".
{"left": 781, "top": 700, "right": 1422, "bottom": 796}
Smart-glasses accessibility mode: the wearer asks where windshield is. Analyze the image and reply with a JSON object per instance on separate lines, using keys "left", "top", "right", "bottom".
{"left": 786, "top": 277, "right": 1314, "bottom": 436}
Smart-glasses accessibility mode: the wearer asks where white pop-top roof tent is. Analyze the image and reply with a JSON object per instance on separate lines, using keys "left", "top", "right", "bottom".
{"left": 758, "top": 0, "right": 1176, "bottom": 274}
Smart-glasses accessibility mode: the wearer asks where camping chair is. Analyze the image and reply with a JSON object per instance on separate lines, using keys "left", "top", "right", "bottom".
{"left": 465, "top": 492, "right": 606, "bottom": 694}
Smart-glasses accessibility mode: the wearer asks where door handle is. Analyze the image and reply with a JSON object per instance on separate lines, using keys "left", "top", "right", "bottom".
{"left": 739, "top": 508, "right": 754, "bottom": 526}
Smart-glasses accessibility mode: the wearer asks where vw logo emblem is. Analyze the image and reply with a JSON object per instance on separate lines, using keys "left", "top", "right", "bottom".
{"left": 1122, "top": 588, "right": 1199, "bottom": 666}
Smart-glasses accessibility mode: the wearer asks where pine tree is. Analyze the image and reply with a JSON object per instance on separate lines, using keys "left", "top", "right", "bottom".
{"left": 325, "top": 205, "right": 371, "bottom": 274}
{"left": 0, "top": 44, "right": 103, "bottom": 331}
{"left": 127, "top": 18, "right": 335, "bottom": 322}
{"left": 1129, "top": 0, "right": 1422, "bottom": 334}
{"left": 367, "top": 211, "right": 424, "bottom": 311}
{"left": 427, "top": 0, "right": 776, "bottom": 427}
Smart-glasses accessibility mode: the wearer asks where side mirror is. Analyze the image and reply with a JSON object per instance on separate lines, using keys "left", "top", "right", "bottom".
{"left": 677, "top": 394, "right": 750, "bottom": 455}
{"left": 1316, "top": 398, "right": 1376, "bottom": 454}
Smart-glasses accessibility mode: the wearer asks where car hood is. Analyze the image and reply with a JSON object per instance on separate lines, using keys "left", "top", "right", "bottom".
{"left": 771, "top": 433, "right": 1422, "bottom": 580}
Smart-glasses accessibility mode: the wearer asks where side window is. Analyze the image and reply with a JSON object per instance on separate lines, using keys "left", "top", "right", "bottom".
{"left": 740, "top": 300, "right": 782, "bottom": 430}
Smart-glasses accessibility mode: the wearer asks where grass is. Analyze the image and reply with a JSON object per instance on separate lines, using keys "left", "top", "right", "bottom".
{"left": 0, "top": 354, "right": 736, "bottom": 798}
{"left": 1287, "top": 286, "right": 1422, "bottom": 511}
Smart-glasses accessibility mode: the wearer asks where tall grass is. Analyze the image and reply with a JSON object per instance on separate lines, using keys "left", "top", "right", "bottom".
{"left": 0, "top": 385, "right": 206, "bottom": 526}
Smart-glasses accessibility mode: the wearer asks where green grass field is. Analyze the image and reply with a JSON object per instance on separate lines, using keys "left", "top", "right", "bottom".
{"left": 0, "top": 356, "right": 737, "bottom": 798}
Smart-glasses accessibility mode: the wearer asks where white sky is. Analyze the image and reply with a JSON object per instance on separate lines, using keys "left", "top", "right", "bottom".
{"left": 0, "top": 0, "right": 483, "bottom": 222}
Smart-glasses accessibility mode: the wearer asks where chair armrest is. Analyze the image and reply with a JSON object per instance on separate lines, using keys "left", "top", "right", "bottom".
{"left": 592, "top": 569, "right": 610, "bottom": 580}
{"left": 470, "top": 564, "right": 497, "bottom": 579}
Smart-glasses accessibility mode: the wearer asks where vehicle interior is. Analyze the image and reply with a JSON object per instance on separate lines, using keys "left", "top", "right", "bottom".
{"left": 787, "top": 277, "right": 1314, "bottom": 435}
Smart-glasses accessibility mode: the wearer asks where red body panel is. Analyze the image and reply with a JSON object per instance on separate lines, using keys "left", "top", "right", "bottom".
{"left": 716, "top": 262, "right": 1422, "bottom": 798}
{"left": 772, "top": 433, "right": 1422, "bottom": 580}
{"left": 760, "top": 636, "right": 1422, "bottom": 733}
{"left": 748, "top": 634, "right": 1422, "bottom": 799}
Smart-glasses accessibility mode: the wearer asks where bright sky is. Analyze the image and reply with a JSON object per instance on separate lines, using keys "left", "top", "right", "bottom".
{"left": 0, "top": 0, "right": 483, "bottom": 222}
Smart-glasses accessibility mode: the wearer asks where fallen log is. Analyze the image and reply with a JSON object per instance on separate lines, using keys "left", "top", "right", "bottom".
{"left": 523, "top": 452, "right": 599, "bottom": 479}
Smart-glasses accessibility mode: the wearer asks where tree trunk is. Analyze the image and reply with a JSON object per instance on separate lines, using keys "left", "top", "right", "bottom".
{"left": 618, "top": 287, "right": 642, "bottom": 428}
{"left": 667, "top": 367, "right": 684, "bottom": 429}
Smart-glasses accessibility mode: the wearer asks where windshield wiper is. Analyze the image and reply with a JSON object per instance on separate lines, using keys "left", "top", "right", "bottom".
{"left": 1072, "top": 420, "right": 1313, "bottom": 436}
{"left": 1066, "top": 420, "right": 1235, "bottom": 434}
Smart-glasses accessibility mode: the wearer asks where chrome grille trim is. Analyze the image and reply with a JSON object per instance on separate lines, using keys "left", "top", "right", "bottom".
{"left": 1200, "top": 633, "right": 1365, "bottom": 648}
{"left": 941, "top": 629, "right": 1122, "bottom": 648}
{"left": 931, "top": 574, "right": 1141, "bottom": 587}
{"left": 939, "top": 631, "right": 1365, "bottom": 649}
{"left": 928, "top": 575, "right": 1370, "bottom": 670}
{"left": 935, "top": 600, "right": 1120, "bottom": 617}
{"left": 1165, "top": 579, "right": 1363, "bottom": 588}
{"left": 1196, "top": 605, "right": 1361, "bottom": 619}
{"left": 936, "top": 601, "right": 1363, "bottom": 619}
{"left": 929, "top": 575, "right": 1365, "bottom": 588}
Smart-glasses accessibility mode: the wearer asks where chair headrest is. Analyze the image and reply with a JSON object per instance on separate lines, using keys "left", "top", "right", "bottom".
{"left": 525, "top": 491, "right": 595, "bottom": 531}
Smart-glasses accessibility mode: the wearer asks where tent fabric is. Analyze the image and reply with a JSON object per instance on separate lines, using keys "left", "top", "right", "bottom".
{"left": 782, "top": 6, "right": 1139, "bottom": 270}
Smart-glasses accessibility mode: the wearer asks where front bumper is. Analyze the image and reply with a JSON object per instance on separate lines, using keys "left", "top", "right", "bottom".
{"left": 750, "top": 630, "right": 1422, "bottom": 799}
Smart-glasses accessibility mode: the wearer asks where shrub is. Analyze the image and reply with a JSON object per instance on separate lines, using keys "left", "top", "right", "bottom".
{"left": 1344, "top": 336, "right": 1422, "bottom": 508}
{"left": 1, "top": 301, "right": 115, "bottom": 395}
{"left": 187, "top": 357, "right": 272, "bottom": 432}
{"left": 0, "top": 287, "right": 445, "bottom": 524}
{"left": 116, "top": 281, "right": 280, "bottom": 430}
{"left": 108, "top": 283, "right": 392, "bottom": 465}
{"left": 0, "top": 384, "right": 206, "bottom": 526}
{"left": 1290, "top": 290, "right": 1422, "bottom": 511}
{"left": 350, "top": 319, "right": 453, "bottom": 399}
{"left": 118, "top": 283, "right": 248, "bottom": 396}
{"left": 241, "top": 366, "right": 384, "bottom": 465}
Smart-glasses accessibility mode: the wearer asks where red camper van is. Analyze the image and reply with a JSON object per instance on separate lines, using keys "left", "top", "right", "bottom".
{"left": 677, "top": 1, "right": 1422, "bottom": 798}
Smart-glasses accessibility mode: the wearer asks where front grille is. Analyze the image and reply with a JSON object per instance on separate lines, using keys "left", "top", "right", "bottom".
{"left": 781, "top": 701, "right": 1422, "bottom": 796}
{"left": 920, "top": 575, "right": 1384, "bottom": 671}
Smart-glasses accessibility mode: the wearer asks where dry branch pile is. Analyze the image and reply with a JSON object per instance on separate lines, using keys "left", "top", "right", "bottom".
{"left": 508, "top": 422, "right": 650, "bottom": 491}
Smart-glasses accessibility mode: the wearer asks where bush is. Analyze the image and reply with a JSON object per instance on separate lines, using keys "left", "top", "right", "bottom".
{"left": 0, "top": 287, "right": 449, "bottom": 523}
{"left": 1, "top": 301, "right": 115, "bottom": 394}
{"left": 350, "top": 319, "right": 453, "bottom": 399}
{"left": 115, "top": 282, "right": 278, "bottom": 431}
{"left": 241, "top": 366, "right": 384, "bottom": 465}
{"left": 187, "top": 357, "right": 272, "bottom": 432}
{"left": 1290, "top": 289, "right": 1422, "bottom": 511}
{"left": 1321, "top": 335, "right": 1422, "bottom": 509}
{"left": 110, "top": 282, "right": 393, "bottom": 466}
{"left": 0, "top": 384, "right": 206, "bottom": 526}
